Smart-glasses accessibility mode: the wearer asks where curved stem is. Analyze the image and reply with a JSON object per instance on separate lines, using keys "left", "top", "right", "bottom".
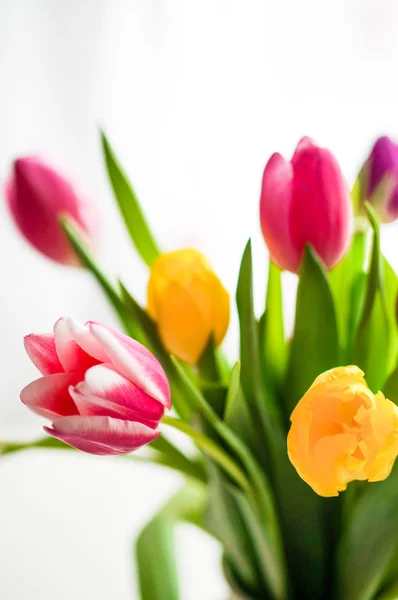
{"left": 162, "top": 415, "right": 252, "bottom": 493}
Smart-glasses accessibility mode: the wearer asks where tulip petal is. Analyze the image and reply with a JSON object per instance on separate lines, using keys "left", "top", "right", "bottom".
{"left": 153, "top": 279, "right": 212, "bottom": 364}
{"left": 69, "top": 363, "right": 164, "bottom": 428}
{"left": 7, "top": 158, "right": 84, "bottom": 265}
{"left": 44, "top": 415, "right": 160, "bottom": 455}
{"left": 260, "top": 153, "right": 298, "bottom": 272}
{"left": 290, "top": 140, "right": 352, "bottom": 270}
{"left": 54, "top": 317, "right": 101, "bottom": 374}
{"left": 24, "top": 333, "right": 63, "bottom": 375}
{"left": 88, "top": 323, "right": 171, "bottom": 408}
{"left": 20, "top": 373, "right": 79, "bottom": 420}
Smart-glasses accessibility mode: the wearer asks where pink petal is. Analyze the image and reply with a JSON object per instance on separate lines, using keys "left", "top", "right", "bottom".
{"left": 88, "top": 322, "right": 171, "bottom": 408}
{"left": 69, "top": 363, "right": 165, "bottom": 428}
{"left": 260, "top": 152, "right": 299, "bottom": 272}
{"left": 24, "top": 333, "right": 63, "bottom": 375}
{"left": 53, "top": 317, "right": 101, "bottom": 374}
{"left": 6, "top": 157, "right": 95, "bottom": 266}
{"left": 290, "top": 141, "right": 352, "bottom": 270}
{"left": 44, "top": 415, "right": 160, "bottom": 455}
{"left": 20, "top": 373, "right": 79, "bottom": 420}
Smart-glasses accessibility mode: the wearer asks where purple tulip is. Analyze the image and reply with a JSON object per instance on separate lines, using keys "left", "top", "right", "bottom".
{"left": 366, "top": 136, "right": 398, "bottom": 223}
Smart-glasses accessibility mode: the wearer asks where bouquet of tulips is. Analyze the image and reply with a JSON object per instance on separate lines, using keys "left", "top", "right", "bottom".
{"left": 4, "top": 133, "right": 398, "bottom": 600}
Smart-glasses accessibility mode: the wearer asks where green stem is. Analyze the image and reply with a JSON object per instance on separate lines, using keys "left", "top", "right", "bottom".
{"left": 162, "top": 415, "right": 251, "bottom": 493}
{"left": 0, "top": 435, "right": 207, "bottom": 484}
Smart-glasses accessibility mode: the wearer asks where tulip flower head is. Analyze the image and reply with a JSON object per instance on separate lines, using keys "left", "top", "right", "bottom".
{"left": 21, "top": 318, "right": 171, "bottom": 455}
{"left": 5, "top": 156, "right": 98, "bottom": 265}
{"left": 260, "top": 137, "right": 353, "bottom": 273}
{"left": 364, "top": 136, "right": 398, "bottom": 223}
{"left": 287, "top": 366, "right": 398, "bottom": 497}
{"left": 147, "top": 249, "right": 230, "bottom": 365}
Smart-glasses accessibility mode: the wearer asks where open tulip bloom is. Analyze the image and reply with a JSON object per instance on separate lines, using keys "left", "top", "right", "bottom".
{"left": 4, "top": 133, "right": 398, "bottom": 600}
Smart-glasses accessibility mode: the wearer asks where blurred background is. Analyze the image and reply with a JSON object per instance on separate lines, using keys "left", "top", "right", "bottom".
{"left": 1, "top": 0, "right": 398, "bottom": 598}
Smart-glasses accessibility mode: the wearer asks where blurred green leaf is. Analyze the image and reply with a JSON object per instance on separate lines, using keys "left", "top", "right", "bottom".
{"left": 101, "top": 130, "right": 160, "bottom": 267}
{"left": 351, "top": 163, "right": 367, "bottom": 216}
{"left": 136, "top": 481, "right": 207, "bottom": 600}
{"left": 261, "top": 261, "right": 286, "bottom": 393}
{"left": 206, "top": 464, "right": 262, "bottom": 594}
{"left": 224, "top": 362, "right": 256, "bottom": 452}
{"left": 60, "top": 217, "right": 142, "bottom": 339}
{"left": 170, "top": 356, "right": 287, "bottom": 596}
{"left": 329, "top": 231, "right": 367, "bottom": 360}
{"left": 337, "top": 465, "right": 398, "bottom": 600}
{"left": 353, "top": 206, "right": 398, "bottom": 391}
{"left": 383, "top": 365, "right": 398, "bottom": 406}
{"left": 377, "top": 583, "right": 398, "bottom": 600}
{"left": 162, "top": 415, "right": 251, "bottom": 492}
{"left": 236, "top": 241, "right": 283, "bottom": 460}
{"left": 286, "top": 246, "right": 340, "bottom": 413}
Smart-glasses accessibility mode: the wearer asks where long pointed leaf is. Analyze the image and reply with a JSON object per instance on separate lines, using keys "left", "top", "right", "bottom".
{"left": 136, "top": 482, "right": 207, "bottom": 600}
{"left": 101, "top": 130, "right": 160, "bottom": 267}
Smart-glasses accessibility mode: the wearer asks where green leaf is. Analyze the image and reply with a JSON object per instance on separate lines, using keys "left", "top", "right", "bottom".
{"left": 60, "top": 217, "right": 142, "bottom": 340}
{"left": 329, "top": 231, "right": 367, "bottom": 360}
{"left": 286, "top": 246, "right": 340, "bottom": 413}
{"left": 0, "top": 434, "right": 207, "bottom": 483}
{"left": 377, "top": 583, "right": 398, "bottom": 600}
{"left": 353, "top": 206, "right": 398, "bottom": 391}
{"left": 236, "top": 241, "right": 283, "bottom": 460}
{"left": 169, "top": 356, "right": 287, "bottom": 597}
{"left": 351, "top": 163, "right": 368, "bottom": 216}
{"left": 383, "top": 364, "right": 398, "bottom": 405}
{"left": 224, "top": 362, "right": 258, "bottom": 455}
{"left": 197, "top": 336, "right": 223, "bottom": 384}
{"left": 261, "top": 261, "right": 286, "bottom": 392}
{"left": 162, "top": 415, "right": 251, "bottom": 493}
{"left": 206, "top": 464, "right": 262, "bottom": 594}
{"left": 136, "top": 481, "right": 207, "bottom": 600}
{"left": 101, "top": 130, "right": 160, "bottom": 267}
{"left": 337, "top": 465, "right": 398, "bottom": 600}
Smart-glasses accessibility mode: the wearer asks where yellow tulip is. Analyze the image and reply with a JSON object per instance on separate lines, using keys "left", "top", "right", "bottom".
{"left": 287, "top": 366, "right": 398, "bottom": 497}
{"left": 147, "top": 249, "right": 230, "bottom": 364}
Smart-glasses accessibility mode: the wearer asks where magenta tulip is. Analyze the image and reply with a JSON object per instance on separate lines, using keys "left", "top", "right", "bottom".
{"left": 5, "top": 157, "right": 98, "bottom": 265}
{"left": 21, "top": 318, "right": 171, "bottom": 455}
{"left": 259, "top": 137, "right": 353, "bottom": 273}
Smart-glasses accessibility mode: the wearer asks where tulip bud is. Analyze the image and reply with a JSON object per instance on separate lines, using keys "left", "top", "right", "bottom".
{"left": 147, "top": 249, "right": 230, "bottom": 365}
{"left": 287, "top": 366, "right": 398, "bottom": 497}
{"left": 260, "top": 137, "right": 353, "bottom": 273}
{"left": 5, "top": 156, "right": 98, "bottom": 265}
{"left": 363, "top": 136, "right": 398, "bottom": 223}
{"left": 21, "top": 317, "right": 171, "bottom": 455}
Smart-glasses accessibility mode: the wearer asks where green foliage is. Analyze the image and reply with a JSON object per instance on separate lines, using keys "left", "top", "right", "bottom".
{"left": 337, "top": 465, "right": 398, "bottom": 600}
{"left": 136, "top": 482, "right": 207, "bottom": 600}
{"left": 286, "top": 246, "right": 340, "bottom": 414}
{"left": 101, "top": 130, "right": 160, "bottom": 267}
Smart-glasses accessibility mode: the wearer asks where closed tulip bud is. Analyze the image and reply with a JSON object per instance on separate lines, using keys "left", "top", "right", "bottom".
{"left": 260, "top": 137, "right": 353, "bottom": 273}
{"left": 287, "top": 366, "right": 398, "bottom": 497}
{"left": 364, "top": 136, "right": 398, "bottom": 223}
{"left": 147, "top": 249, "right": 230, "bottom": 365}
{"left": 21, "top": 317, "right": 171, "bottom": 455}
{"left": 5, "top": 156, "right": 98, "bottom": 265}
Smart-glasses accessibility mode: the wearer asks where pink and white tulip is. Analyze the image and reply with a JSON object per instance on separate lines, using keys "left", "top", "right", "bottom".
{"left": 21, "top": 318, "right": 171, "bottom": 455}
{"left": 5, "top": 157, "right": 98, "bottom": 266}
{"left": 260, "top": 137, "right": 353, "bottom": 273}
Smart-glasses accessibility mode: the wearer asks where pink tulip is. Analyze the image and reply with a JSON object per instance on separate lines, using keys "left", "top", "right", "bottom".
{"left": 21, "top": 318, "right": 171, "bottom": 455}
{"left": 260, "top": 137, "right": 353, "bottom": 273}
{"left": 5, "top": 157, "right": 98, "bottom": 265}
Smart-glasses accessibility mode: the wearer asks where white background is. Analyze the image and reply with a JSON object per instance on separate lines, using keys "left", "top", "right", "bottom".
{"left": 1, "top": 1, "right": 398, "bottom": 598}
